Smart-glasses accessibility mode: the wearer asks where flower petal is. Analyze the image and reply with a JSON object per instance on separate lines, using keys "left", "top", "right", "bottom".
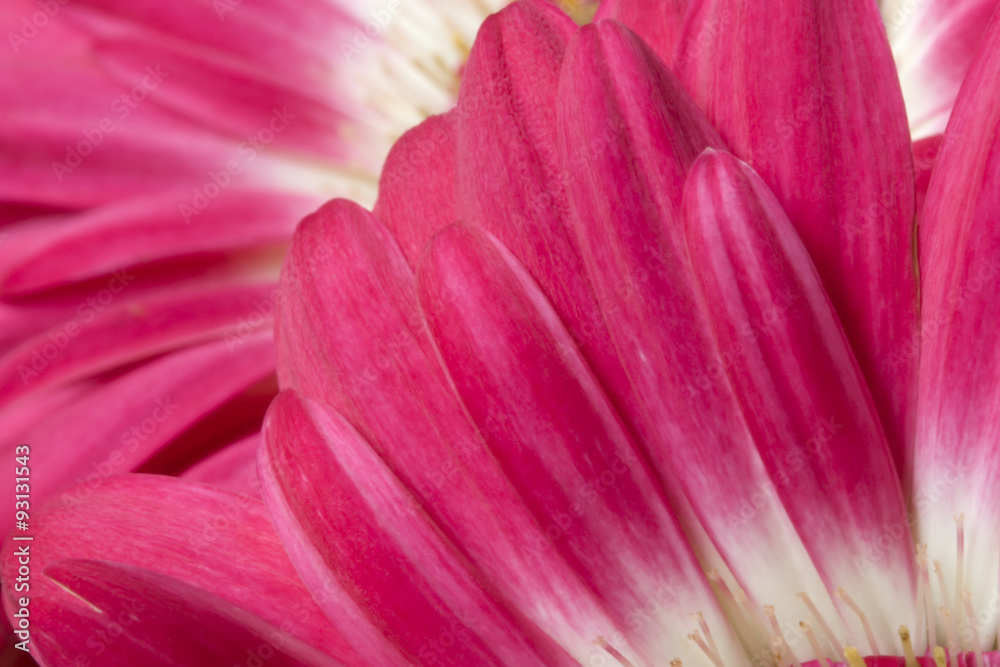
{"left": 683, "top": 149, "right": 918, "bottom": 650}
{"left": 261, "top": 390, "right": 577, "bottom": 667}
{"left": 0, "top": 281, "right": 277, "bottom": 401}
{"left": 0, "top": 334, "right": 274, "bottom": 532}
{"left": 418, "top": 222, "right": 744, "bottom": 667}
{"left": 33, "top": 559, "right": 343, "bottom": 667}
{"left": 0, "top": 191, "right": 321, "bottom": 296}
{"left": 593, "top": 0, "right": 690, "bottom": 65}
{"left": 276, "top": 199, "right": 646, "bottom": 664}
{"left": 883, "top": 0, "right": 1000, "bottom": 137}
{"left": 914, "top": 9, "right": 1000, "bottom": 646}
{"left": 674, "top": 0, "right": 919, "bottom": 478}
{"left": 181, "top": 432, "right": 262, "bottom": 497}
{"left": 557, "top": 21, "right": 905, "bottom": 659}
{"left": 372, "top": 112, "right": 457, "bottom": 268}
{"left": 0, "top": 475, "right": 357, "bottom": 662}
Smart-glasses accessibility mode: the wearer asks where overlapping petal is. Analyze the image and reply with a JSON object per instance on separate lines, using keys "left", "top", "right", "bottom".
{"left": 674, "top": 0, "right": 919, "bottom": 481}
{"left": 914, "top": 7, "right": 1000, "bottom": 646}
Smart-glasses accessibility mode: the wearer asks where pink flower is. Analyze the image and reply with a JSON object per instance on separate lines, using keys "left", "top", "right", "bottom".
{"left": 6, "top": 0, "right": 1000, "bottom": 665}
{"left": 0, "top": 0, "right": 499, "bottom": 530}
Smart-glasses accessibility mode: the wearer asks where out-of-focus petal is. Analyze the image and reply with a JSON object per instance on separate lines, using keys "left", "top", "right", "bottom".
{"left": 0, "top": 475, "right": 358, "bottom": 663}
{"left": 683, "top": 149, "right": 917, "bottom": 649}
{"left": 261, "top": 390, "right": 577, "bottom": 667}
{"left": 675, "top": 0, "right": 918, "bottom": 480}
{"left": 0, "top": 191, "right": 321, "bottom": 295}
{"left": 914, "top": 9, "right": 1000, "bottom": 645}
{"left": 0, "top": 334, "right": 274, "bottom": 531}
{"left": 35, "top": 559, "right": 343, "bottom": 667}
{"left": 418, "top": 222, "right": 744, "bottom": 667}
{"left": 883, "top": 0, "right": 1000, "bottom": 137}
{"left": 0, "top": 282, "right": 277, "bottom": 401}
{"left": 181, "top": 432, "right": 261, "bottom": 497}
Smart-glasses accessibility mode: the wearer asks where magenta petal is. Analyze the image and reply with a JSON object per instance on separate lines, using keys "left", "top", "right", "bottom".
{"left": 32, "top": 559, "right": 342, "bottom": 667}
{"left": 683, "top": 150, "right": 917, "bottom": 642}
{"left": 373, "top": 112, "right": 457, "bottom": 268}
{"left": 0, "top": 282, "right": 277, "bottom": 401}
{"left": 594, "top": 0, "right": 690, "bottom": 65}
{"left": 261, "top": 390, "right": 576, "bottom": 667}
{"left": 0, "top": 334, "right": 274, "bottom": 531}
{"left": 675, "top": 0, "right": 919, "bottom": 477}
{"left": 558, "top": 22, "right": 904, "bottom": 656}
{"left": 181, "top": 432, "right": 261, "bottom": 497}
{"left": 418, "top": 223, "right": 743, "bottom": 666}
{"left": 915, "top": 10, "right": 1000, "bottom": 637}
{"left": 276, "top": 199, "right": 641, "bottom": 663}
{"left": 0, "top": 191, "right": 320, "bottom": 295}
{"left": 0, "top": 475, "right": 357, "bottom": 663}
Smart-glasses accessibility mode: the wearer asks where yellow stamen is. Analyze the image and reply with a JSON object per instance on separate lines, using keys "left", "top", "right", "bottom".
{"left": 844, "top": 646, "right": 867, "bottom": 667}
{"left": 692, "top": 612, "right": 722, "bottom": 665}
{"left": 917, "top": 546, "right": 937, "bottom": 646}
{"left": 593, "top": 636, "right": 636, "bottom": 667}
{"left": 933, "top": 560, "right": 953, "bottom": 621}
{"left": 955, "top": 514, "right": 965, "bottom": 621}
{"left": 899, "top": 626, "right": 918, "bottom": 667}
{"left": 933, "top": 646, "right": 947, "bottom": 667}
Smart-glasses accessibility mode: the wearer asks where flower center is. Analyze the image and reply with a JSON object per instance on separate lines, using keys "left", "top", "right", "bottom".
{"left": 595, "top": 514, "right": 995, "bottom": 667}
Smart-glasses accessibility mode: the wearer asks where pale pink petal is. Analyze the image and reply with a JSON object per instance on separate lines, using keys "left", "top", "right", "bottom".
{"left": 276, "top": 199, "right": 647, "bottom": 664}
{"left": 683, "top": 149, "right": 918, "bottom": 648}
{"left": 914, "top": 10, "right": 1000, "bottom": 645}
{"left": 31, "top": 559, "right": 344, "bottom": 666}
{"left": 373, "top": 112, "right": 457, "bottom": 268}
{"left": 0, "top": 475, "right": 359, "bottom": 662}
{"left": 418, "top": 222, "right": 744, "bottom": 666}
{"left": 674, "top": 0, "right": 919, "bottom": 479}
{"left": 261, "top": 390, "right": 577, "bottom": 667}
{"left": 884, "top": 0, "right": 1000, "bottom": 137}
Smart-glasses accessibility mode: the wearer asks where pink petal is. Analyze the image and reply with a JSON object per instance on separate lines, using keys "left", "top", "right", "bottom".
{"left": 683, "top": 149, "right": 918, "bottom": 646}
{"left": 0, "top": 281, "right": 277, "bottom": 402}
{"left": 594, "top": 0, "right": 690, "bottom": 65}
{"left": 0, "top": 63, "right": 293, "bottom": 209}
{"left": 455, "top": 1, "right": 643, "bottom": 457}
{"left": 372, "top": 112, "right": 457, "bottom": 268}
{"left": 181, "top": 432, "right": 262, "bottom": 497}
{"left": 914, "top": 10, "right": 1000, "bottom": 642}
{"left": 913, "top": 134, "right": 944, "bottom": 221}
{"left": 0, "top": 475, "right": 358, "bottom": 662}
{"left": 0, "top": 334, "right": 274, "bottom": 532}
{"left": 261, "top": 390, "right": 576, "bottom": 667}
{"left": 674, "top": 0, "right": 919, "bottom": 479}
{"left": 0, "top": 191, "right": 321, "bottom": 295}
{"left": 418, "top": 222, "right": 744, "bottom": 666}
{"left": 884, "top": 0, "right": 1000, "bottom": 137}
{"left": 31, "top": 559, "right": 344, "bottom": 667}
{"left": 276, "top": 199, "right": 645, "bottom": 663}
{"left": 558, "top": 21, "right": 910, "bottom": 657}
